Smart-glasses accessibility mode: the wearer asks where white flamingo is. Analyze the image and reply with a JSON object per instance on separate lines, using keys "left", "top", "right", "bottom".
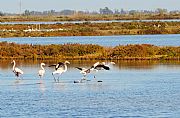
{"left": 93, "top": 62, "right": 115, "bottom": 70}
{"left": 91, "top": 62, "right": 115, "bottom": 79}
{"left": 75, "top": 62, "right": 100, "bottom": 77}
{"left": 75, "top": 67, "right": 91, "bottom": 78}
{"left": 74, "top": 62, "right": 100, "bottom": 83}
{"left": 38, "top": 63, "right": 45, "bottom": 79}
{"left": 11, "top": 60, "right": 24, "bottom": 79}
{"left": 49, "top": 61, "right": 70, "bottom": 82}
{"left": 75, "top": 67, "right": 91, "bottom": 83}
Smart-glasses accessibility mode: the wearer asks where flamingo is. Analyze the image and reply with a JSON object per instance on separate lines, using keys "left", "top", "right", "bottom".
{"left": 75, "top": 62, "right": 100, "bottom": 78}
{"left": 49, "top": 61, "right": 70, "bottom": 82}
{"left": 91, "top": 62, "right": 115, "bottom": 79}
{"left": 38, "top": 63, "right": 45, "bottom": 79}
{"left": 75, "top": 67, "right": 91, "bottom": 78}
{"left": 74, "top": 62, "right": 100, "bottom": 83}
{"left": 11, "top": 60, "right": 24, "bottom": 79}
{"left": 75, "top": 67, "right": 91, "bottom": 83}
{"left": 93, "top": 62, "right": 115, "bottom": 70}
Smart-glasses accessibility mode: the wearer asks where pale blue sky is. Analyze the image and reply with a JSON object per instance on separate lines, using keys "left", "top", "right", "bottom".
{"left": 0, "top": 0, "right": 179, "bottom": 13}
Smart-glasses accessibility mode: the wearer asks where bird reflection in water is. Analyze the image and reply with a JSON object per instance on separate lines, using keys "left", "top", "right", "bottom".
{"left": 38, "top": 79, "right": 46, "bottom": 93}
{"left": 53, "top": 82, "right": 66, "bottom": 91}
{"left": 14, "top": 79, "right": 23, "bottom": 84}
{"left": 13, "top": 79, "right": 24, "bottom": 89}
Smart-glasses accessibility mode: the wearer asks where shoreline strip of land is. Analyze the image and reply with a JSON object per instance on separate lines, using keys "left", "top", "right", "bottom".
{"left": 0, "top": 42, "right": 179, "bottom": 60}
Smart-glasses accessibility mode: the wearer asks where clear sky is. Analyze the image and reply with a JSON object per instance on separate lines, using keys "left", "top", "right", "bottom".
{"left": 0, "top": 0, "right": 180, "bottom": 13}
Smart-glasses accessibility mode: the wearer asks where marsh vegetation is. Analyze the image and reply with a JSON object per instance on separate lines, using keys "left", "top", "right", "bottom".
{"left": 0, "top": 42, "right": 179, "bottom": 60}
{"left": 1, "top": 21, "right": 180, "bottom": 37}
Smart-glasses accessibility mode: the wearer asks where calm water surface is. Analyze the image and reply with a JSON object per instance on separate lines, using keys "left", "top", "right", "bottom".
{"left": 0, "top": 60, "right": 179, "bottom": 117}
{"left": 1, "top": 34, "right": 180, "bottom": 46}
{"left": 1, "top": 19, "right": 180, "bottom": 25}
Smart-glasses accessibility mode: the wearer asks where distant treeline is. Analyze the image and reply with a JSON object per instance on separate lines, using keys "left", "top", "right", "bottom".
{"left": 0, "top": 42, "right": 179, "bottom": 60}
{"left": 0, "top": 7, "right": 179, "bottom": 16}
{"left": 0, "top": 7, "right": 180, "bottom": 23}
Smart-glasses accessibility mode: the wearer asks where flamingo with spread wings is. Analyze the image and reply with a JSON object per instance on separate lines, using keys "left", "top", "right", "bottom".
{"left": 49, "top": 61, "right": 70, "bottom": 82}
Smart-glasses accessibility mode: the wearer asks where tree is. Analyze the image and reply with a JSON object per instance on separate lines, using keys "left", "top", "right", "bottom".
{"left": 114, "top": 9, "right": 120, "bottom": 14}
{"left": 156, "top": 8, "right": 168, "bottom": 16}
{"left": 100, "top": 7, "right": 113, "bottom": 15}
{"left": 23, "top": 10, "right": 31, "bottom": 16}
{"left": 129, "top": 10, "right": 138, "bottom": 15}
{"left": 0, "top": 11, "right": 4, "bottom": 16}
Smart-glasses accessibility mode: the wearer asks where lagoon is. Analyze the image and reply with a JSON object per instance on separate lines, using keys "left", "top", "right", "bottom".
{"left": 1, "top": 19, "right": 180, "bottom": 25}
{"left": 0, "top": 60, "right": 179, "bottom": 117}
{"left": 1, "top": 34, "right": 180, "bottom": 46}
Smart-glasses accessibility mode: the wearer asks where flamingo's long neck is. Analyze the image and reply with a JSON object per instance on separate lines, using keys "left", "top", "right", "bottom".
{"left": 41, "top": 64, "right": 45, "bottom": 70}
{"left": 13, "top": 61, "right": 16, "bottom": 70}
{"left": 64, "top": 64, "right": 67, "bottom": 72}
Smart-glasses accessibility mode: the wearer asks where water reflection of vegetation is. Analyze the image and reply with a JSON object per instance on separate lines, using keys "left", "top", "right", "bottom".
{"left": 0, "top": 42, "right": 179, "bottom": 60}
{"left": 0, "top": 60, "right": 179, "bottom": 70}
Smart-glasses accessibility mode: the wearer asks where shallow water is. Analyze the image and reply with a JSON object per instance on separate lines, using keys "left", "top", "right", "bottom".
{"left": 0, "top": 60, "right": 180, "bottom": 117}
{"left": 1, "top": 19, "right": 180, "bottom": 25}
{"left": 1, "top": 34, "right": 180, "bottom": 46}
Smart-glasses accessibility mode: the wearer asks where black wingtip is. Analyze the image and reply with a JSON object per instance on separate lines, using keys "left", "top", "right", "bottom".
{"left": 103, "top": 65, "right": 110, "bottom": 70}
{"left": 106, "top": 67, "right": 110, "bottom": 70}
{"left": 75, "top": 67, "right": 82, "bottom": 70}
{"left": 48, "top": 64, "right": 56, "bottom": 67}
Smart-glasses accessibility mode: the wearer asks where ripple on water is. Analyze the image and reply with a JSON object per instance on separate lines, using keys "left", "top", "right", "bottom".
{"left": 0, "top": 61, "right": 180, "bottom": 117}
